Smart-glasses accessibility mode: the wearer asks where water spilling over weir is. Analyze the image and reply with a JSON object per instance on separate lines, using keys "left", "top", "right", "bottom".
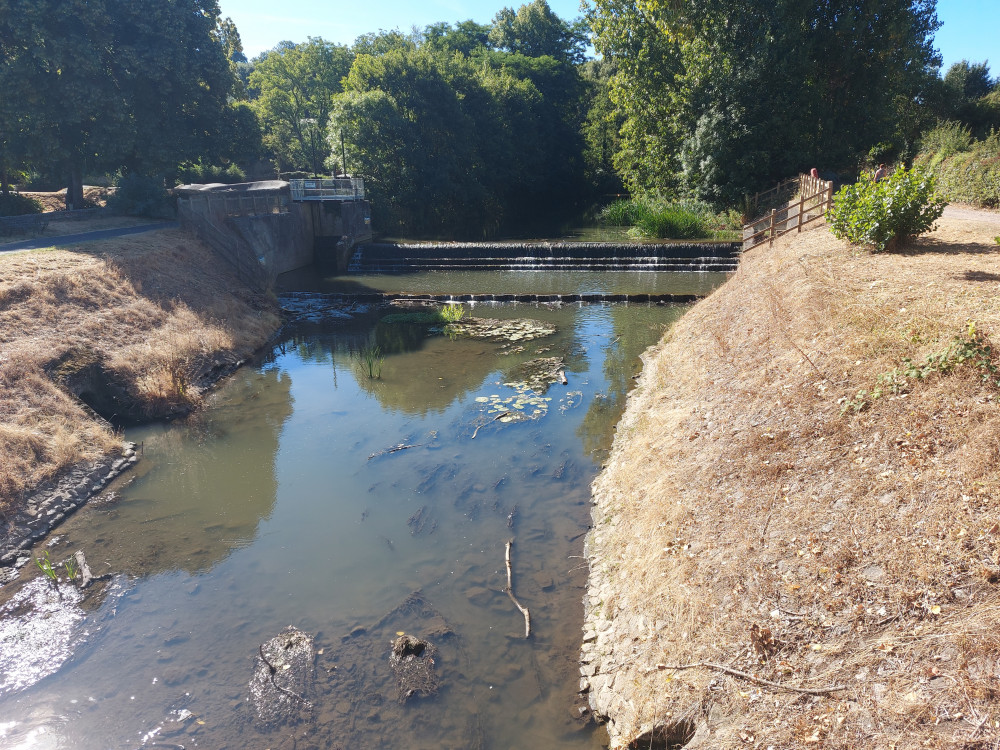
{"left": 348, "top": 241, "right": 741, "bottom": 274}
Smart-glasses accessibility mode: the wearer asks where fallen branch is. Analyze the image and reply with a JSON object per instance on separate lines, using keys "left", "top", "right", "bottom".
{"left": 504, "top": 538, "right": 531, "bottom": 638}
{"left": 368, "top": 443, "right": 420, "bottom": 460}
{"left": 655, "top": 661, "right": 848, "bottom": 696}
{"left": 471, "top": 412, "right": 508, "bottom": 439}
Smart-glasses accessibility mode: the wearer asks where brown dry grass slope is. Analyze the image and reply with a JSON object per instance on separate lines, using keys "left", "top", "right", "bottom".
{"left": 0, "top": 228, "right": 279, "bottom": 511}
{"left": 588, "top": 207, "right": 1000, "bottom": 749}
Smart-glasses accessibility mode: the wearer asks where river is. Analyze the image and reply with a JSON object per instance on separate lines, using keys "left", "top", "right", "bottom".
{"left": 0, "top": 270, "right": 726, "bottom": 749}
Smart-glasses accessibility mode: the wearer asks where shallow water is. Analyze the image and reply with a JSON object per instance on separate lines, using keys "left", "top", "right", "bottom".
{"left": 0, "top": 271, "right": 726, "bottom": 749}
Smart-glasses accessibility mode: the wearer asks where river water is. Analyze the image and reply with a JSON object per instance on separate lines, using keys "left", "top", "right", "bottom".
{"left": 0, "top": 270, "right": 725, "bottom": 750}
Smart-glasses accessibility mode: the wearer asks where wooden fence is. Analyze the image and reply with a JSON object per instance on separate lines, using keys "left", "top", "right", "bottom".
{"left": 742, "top": 174, "right": 834, "bottom": 251}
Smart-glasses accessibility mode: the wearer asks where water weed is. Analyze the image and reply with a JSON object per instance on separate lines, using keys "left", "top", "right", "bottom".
{"left": 34, "top": 551, "right": 57, "bottom": 581}
{"left": 354, "top": 343, "right": 384, "bottom": 379}
{"left": 439, "top": 304, "right": 465, "bottom": 323}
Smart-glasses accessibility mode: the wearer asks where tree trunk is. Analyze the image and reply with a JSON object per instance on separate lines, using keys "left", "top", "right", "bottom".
{"left": 66, "top": 167, "right": 84, "bottom": 210}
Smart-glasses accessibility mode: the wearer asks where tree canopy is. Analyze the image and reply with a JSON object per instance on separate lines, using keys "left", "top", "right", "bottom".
{"left": 589, "top": 0, "right": 942, "bottom": 203}
{"left": 0, "top": 0, "right": 238, "bottom": 205}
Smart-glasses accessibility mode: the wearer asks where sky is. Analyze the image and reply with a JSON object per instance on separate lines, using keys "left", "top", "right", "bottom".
{"left": 219, "top": 0, "right": 999, "bottom": 75}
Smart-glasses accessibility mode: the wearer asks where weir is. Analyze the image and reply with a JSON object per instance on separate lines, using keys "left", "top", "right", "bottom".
{"left": 349, "top": 240, "right": 741, "bottom": 273}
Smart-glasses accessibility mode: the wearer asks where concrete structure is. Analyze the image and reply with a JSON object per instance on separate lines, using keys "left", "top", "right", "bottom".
{"left": 176, "top": 180, "right": 371, "bottom": 287}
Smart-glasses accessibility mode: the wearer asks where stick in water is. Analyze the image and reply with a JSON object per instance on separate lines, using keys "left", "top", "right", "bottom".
{"left": 504, "top": 538, "right": 531, "bottom": 638}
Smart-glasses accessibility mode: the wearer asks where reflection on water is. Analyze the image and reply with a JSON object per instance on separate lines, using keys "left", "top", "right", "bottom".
{"left": 0, "top": 272, "right": 722, "bottom": 749}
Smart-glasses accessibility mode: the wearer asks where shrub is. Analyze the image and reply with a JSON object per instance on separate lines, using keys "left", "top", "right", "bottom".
{"left": 919, "top": 121, "right": 974, "bottom": 160}
{"left": 828, "top": 166, "right": 947, "bottom": 252}
{"left": 176, "top": 160, "right": 246, "bottom": 186}
{"left": 0, "top": 192, "right": 43, "bottom": 217}
{"left": 915, "top": 129, "right": 1000, "bottom": 208}
{"left": 108, "top": 174, "right": 172, "bottom": 217}
{"left": 599, "top": 197, "right": 736, "bottom": 239}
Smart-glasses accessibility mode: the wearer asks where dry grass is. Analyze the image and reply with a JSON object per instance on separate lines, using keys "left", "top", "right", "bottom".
{"left": 20, "top": 186, "right": 112, "bottom": 212}
{"left": 590, "top": 206, "right": 1000, "bottom": 748}
{"left": 0, "top": 228, "right": 279, "bottom": 511}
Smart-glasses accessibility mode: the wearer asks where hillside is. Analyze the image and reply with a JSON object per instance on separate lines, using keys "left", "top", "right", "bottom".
{"left": 0, "top": 228, "right": 280, "bottom": 511}
{"left": 585, "top": 206, "right": 1000, "bottom": 749}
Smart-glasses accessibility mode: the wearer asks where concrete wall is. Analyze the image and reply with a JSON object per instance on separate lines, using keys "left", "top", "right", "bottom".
{"left": 179, "top": 190, "right": 372, "bottom": 278}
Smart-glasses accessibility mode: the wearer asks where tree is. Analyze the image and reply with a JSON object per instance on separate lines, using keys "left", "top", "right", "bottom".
{"left": 249, "top": 38, "right": 354, "bottom": 175}
{"left": 421, "top": 20, "right": 492, "bottom": 56}
{"left": 489, "top": 0, "right": 587, "bottom": 65}
{"left": 589, "top": 0, "right": 942, "bottom": 204}
{"left": 0, "top": 0, "right": 236, "bottom": 207}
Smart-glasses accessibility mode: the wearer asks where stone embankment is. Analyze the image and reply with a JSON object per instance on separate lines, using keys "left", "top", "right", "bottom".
{"left": 0, "top": 444, "right": 138, "bottom": 582}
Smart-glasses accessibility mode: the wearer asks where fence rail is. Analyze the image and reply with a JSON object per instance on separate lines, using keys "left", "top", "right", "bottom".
{"left": 289, "top": 178, "right": 365, "bottom": 201}
{"left": 742, "top": 174, "right": 834, "bottom": 251}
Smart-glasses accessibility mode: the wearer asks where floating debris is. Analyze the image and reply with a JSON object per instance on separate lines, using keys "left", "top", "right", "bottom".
{"left": 444, "top": 317, "right": 556, "bottom": 347}
{"left": 506, "top": 357, "right": 567, "bottom": 394}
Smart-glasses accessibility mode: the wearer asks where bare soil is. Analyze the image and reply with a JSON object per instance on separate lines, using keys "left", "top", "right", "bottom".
{"left": 587, "top": 206, "right": 1000, "bottom": 749}
{"left": 0, "top": 227, "right": 280, "bottom": 511}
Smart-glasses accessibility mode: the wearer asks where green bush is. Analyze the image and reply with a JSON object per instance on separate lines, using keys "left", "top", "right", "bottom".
{"left": 599, "top": 197, "right": 737, "bottom": 239}
{"left": 0, "top": 192, "right": 43, "bottom": 217}
{"left": 828, "top": 166, "right": 947, "bottom": 252}
{"left": 108, "top": 174, "right": 172, "bottom": 217}
{"left": 176, "top": 159, "right": 246, "bottom": 185}
{"left": 915, "top": 129, "right": 1000, "bottom": 208}
{"left": 919, "top": 121, "right": 973, "bottom": 160}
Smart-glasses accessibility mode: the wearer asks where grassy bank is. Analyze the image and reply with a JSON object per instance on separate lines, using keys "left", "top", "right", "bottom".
{"left": 587, "top": 206, "right": 1000, "bottom": 748}
{"left": 0, "top": 227, "right": 280, "bottom": 511}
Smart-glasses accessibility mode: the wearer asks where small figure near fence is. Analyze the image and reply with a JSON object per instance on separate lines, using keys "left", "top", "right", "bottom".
{"left": 810, "top": 167, "right": 819, "bottom": 179}
{"left": 874, "top": 163, "right": 888, "bottom": 182}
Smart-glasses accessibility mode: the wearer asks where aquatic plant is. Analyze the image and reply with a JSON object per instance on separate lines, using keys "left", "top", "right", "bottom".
{"left": 354, "top": 343, "right": 384, "bottom": 379}
{"left": 34, "top": 551, "right": 57, "bottom": 581}
{"left": 64, "top": 557, "right": 78, "bottom": 581}
{"left": 439, "top": 304, "right": 465, "bottom": 323}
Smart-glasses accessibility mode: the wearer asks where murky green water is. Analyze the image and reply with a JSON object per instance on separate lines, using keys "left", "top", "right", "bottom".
{"left": 0, "top": 271, "right": 725, "bottom": 749}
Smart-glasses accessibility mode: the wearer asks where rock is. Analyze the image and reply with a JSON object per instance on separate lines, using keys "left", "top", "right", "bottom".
{"left": 389, "top": 634, "right": 438, "bottom": 703}
{"left": 248, "top": 626, "right": 314, "bottom": 729}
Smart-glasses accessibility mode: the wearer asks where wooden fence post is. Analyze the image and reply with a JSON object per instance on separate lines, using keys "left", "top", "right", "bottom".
{"left": 797, "top": 193, "right": 805, "bottom": 232}
{"left": 768, "top": 209, "right": 777, "bottom": 246}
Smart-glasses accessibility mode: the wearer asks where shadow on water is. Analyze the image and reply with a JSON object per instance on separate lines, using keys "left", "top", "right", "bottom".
{"left": 0, "top": 269, "right": 724, "bottom": 749}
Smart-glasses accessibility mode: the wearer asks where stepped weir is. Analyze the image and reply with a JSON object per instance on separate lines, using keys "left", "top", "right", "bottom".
{"left": 347, "top": 241, "right": 741, "bottom": 274}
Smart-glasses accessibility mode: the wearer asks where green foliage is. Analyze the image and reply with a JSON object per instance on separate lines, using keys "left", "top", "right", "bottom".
{"left": 331, "top": 42, "right": 587, "bottom": 237}
{"left": 64, "top": 557, "right": 78, "bottom": 581}
{"left": 842, "top": 323, "right": 1000, "bottom": 414}
{"left": 489, "top": 0, "right": 587, "bottom": 64}
{"left": 599, "top": 198, "right": 737, "bottom": 239}
{"left": 0, "top": 0, "right": 236, "bottom": 208}
{"left": 249, "top": 38, "right": 354, "bottom": 175}
{"left": 354, "top": 343, "right": 384, "bottom": 379}
{"left": 34, "top": 551, "right": 57, "bottom": 581}
{"left": 439, "top": 304, "right": 466, "bottom": 323}
{"left": 828, "top": 166, "right": 946, "bottom": 252}
{"left": 175, "top": 160, "right": 246, "bottom": 186}
{"left": 588, "top": 0, "right": 941, "bottom": 204}
{"left": 915, "top": 128, "right": 1000, "bottom": 208}
{"left": 108, "top": 174, "right": 171, "bottom": 218}
{"left": 920, "top": 121, "right": 974, "bottom": 159}
{"left": 0, "top": 192, "right": 42, "bottom": 217}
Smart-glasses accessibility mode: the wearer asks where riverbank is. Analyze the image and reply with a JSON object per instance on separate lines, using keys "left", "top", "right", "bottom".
{"left": 0, "top": 227, "right": 280, "bottom": 540}
{"left": 584, "top": 206, "right": 1000, "bottom": 749}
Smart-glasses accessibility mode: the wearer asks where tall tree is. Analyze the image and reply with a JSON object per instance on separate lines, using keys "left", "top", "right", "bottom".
{"left": 590, "top": 0, "right": 941, "bottom": 204}
{"left": 0, "top": 0, "right": 235, "bottom": 207}
{"left": 249, "top": 38, "right": 354, "bottom": 175}
{"left": 489, "top": 0, "right": 587, "bottom": 64}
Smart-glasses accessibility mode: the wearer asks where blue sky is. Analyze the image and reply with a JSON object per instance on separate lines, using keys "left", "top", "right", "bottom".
{"left": 219, "top": 0, "right": 998, "bottom": 75}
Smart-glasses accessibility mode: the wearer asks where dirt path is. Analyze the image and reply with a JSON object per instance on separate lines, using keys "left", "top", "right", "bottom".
{"left": 0, "top": 220, "right": 179, "bottom": 254}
